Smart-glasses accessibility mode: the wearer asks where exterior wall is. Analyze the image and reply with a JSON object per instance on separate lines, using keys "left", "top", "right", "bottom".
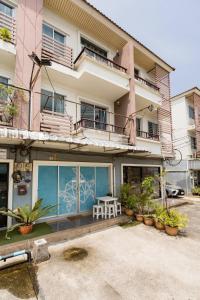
{"left": 194, "top": 93, "right": 200, "bottom": 155}
{"left": 14, "top": 0, "right": 43, "bottom": 131}
{"left": 114, "top": 41, "right": 135, "bottom": 144}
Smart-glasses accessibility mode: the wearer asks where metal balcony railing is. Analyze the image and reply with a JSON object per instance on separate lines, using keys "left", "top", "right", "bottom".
{"left": 74, "top": 47, "right": 127, "bottom": 73}
{"left": 0, "top": 12, "right": 16, "bottom": 44}
{"left": 136, "top": 130, "right": 160, "bottom": 141}
{"left": 42, "top": 34, "right": 73, "bottom": 68}
{"left": 135, "top": 74, "right": 159, "bottom": 91}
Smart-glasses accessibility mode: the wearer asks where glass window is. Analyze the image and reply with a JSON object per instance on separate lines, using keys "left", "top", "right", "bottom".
{"left": 134, "top": 68, "right": 139, "bottom": 77}
{"left": 54, "top": 31, "right": 65, "bottom": 44}
{"left": 41, "top": 90, "right": 64, "bottom": 114}
{"left": 148, "top": 121, "right": 158, "bottom": 137}
{"left": 0, "top": 2, "right": 13, "bottom": 16}
{"left": 0, "top": 76, "right": 8, "bottom": 102}
{"left": 81, "top": 102, "right": 107, "bottom": 130}
{"left": 136, "top": 118, "right": 141, "bottom": 132}
{"left": 188, "top": 106, "right": 195, "bottom": 119}
{"left": 80, "top": 37, "right": 107, "bottom": 58}
{"left": 191, "top": 136, "right": 197, "bottom": 150}
{"left": 42, "top": 24, "right": 53, "bottom": 38}
{"left": 54, "top": 93, "right": 64, "bottom": 113}
{"left": 41, "top": 89, "right": 53, "bottom": 111}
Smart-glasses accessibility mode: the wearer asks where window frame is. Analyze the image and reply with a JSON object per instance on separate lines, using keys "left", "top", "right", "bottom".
{"left": 0, "top": 1, "right": 13, "bottom": 17}
{"left": 80, "top": 101, "right": 107, "bottom": 130}
{"left": 190, "top": 136, "right": 197, "bottom": 150}
{"left": 41, "top": 89, "right": 65, "bottom": 114}
{"left": 42, "top": 23, "right": 66, "bottom": 45}
{"left": 148, "top": 121, "right": 159, "bottom": 137}
{"left": 188, "top": 105, "right": 195, "bottom": 120}
{"left": 80, "top": 36, "right": 108, "bottom": 58}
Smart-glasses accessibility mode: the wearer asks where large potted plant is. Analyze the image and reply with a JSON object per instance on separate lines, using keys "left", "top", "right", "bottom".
{"left": 0, "top": 199, "right": 55, "bottom": 239}
{"left": 154, "top": 204, "right": 166, "bottom": 230}
{"left": 120, "top": 183, "right": 135, "bottom": 216}
{"left": 141, "top": 177, "right": 155, "bottom": 226}
{"left": 164, "top": 209, "right": 188, "bottom": 236}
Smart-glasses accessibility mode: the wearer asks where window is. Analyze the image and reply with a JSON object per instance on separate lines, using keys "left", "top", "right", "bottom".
{"left": 136, "top": 118, "right": 141, "bottom": 132}
{"left": 0, "top": 76, "right": 8, "bottom": 101}
{"left": 41, "top": 89, "right": 64, "bottom": 114}
{"left": 148, "top": 121, "right": 158, "bottom": 137}
{"left": 191, "top": 136, "right": 197, "bottom": 150}
{"left": 81, "top": 102, "right": 107, "bottom": 130}
{"left": 42, "top": 24, "right": 65, "bottom": 45}
{"left": 0, "top": 1, "right": 13, "bottom": 16}
{"left": 134, "top": 68, "right": 139, "bottom": 77}
{"left": 188, "top": 106, "right": 195, "bottom": 119}
{"left": 80, "top": 37, "right": 107, "bottom": 58}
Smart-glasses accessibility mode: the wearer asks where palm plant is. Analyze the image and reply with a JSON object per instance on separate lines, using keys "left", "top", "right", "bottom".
{"left": 0, "top": 199, "right": 55, "bottom": 239}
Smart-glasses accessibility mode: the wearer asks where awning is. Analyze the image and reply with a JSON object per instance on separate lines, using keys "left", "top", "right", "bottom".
{"left": 0, "top": 128, "right": 149, "bottom": 153}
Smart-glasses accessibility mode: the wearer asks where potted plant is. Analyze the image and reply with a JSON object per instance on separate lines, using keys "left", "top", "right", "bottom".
{"left": 0, "top": 199, "right": 55, "bottom": 239}
{"left": 4, "top": 103, "right": 18, "bottom": 121}
{"left": 0, "top": 27, "right": 11, "bottom": 42}
{"left": 154, "top": 204, "right": 166, "bottom": 230}
{"left": 164, "top": 209, "right": 188, "bottom": 236}
{"left": 141, "top": 177, "right": 155, "bottom": 226}
{"left": 125, "top": 194, "right": 137, "bottom": 216}
{"left": 192, "top": 187, "right": 198, "bottom": 196}
{"left": 120, "top": 183, "right": 134, "bottom": 216}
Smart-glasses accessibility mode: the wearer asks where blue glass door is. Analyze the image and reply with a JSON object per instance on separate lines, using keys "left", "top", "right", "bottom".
{"left": 96, "top": 167, "right": 109, "bottom": 197}
{"left": 80, "top": 167, "right": 95, "bottom": 212}
{"left": 38, "top": 166, "right": 58, "bottom": 216}
{"left": 59, "top": 166, "right": 77, "bottom": 215}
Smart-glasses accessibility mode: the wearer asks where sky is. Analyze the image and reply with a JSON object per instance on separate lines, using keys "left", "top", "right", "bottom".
{"left": 88, "top": 0, "right": 200, "bottom": 96}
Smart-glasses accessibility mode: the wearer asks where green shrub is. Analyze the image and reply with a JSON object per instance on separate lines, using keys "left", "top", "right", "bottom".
{"left": 0, "top": 27, "right": 11, "bottom": 42}
{"left": 164, "top": 209, "right": 188, "bottom": 229}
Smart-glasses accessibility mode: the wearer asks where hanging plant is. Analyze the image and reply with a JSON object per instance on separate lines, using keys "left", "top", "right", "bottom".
{"left": 4, "top": 103, "right": 18, "bottom": 119}
{"left": 0, "top": 27, "right": 11, "bottom": 42}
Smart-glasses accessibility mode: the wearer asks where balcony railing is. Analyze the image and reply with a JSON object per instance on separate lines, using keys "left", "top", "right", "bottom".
{"left": 135, "top": 74, "right": 159, "bottom": 92}
{"left": 74, "top": 47, "right": 127, "bottom": 73}
{"left": 137, "top": 130, "right": 160, "bottom": 141}
{"left": 42, "top": 34, "right": 73, "bottom": 68}
{"left": 74, "top": 118, "right": 125, "bottom": 135}
{"left": 0, "top": 12, "right": 16, "bottom": 44}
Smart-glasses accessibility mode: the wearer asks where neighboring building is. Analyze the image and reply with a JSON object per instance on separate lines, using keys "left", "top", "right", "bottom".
{"left": 0, "top": 0, "right": 174, "bottom": 228}
{"left": 165, "top": 87, "right": 200, "bottom": 195}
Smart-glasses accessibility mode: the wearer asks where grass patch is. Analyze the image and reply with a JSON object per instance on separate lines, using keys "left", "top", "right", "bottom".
{"left": 119, "top": 220, "right": 140, "bottom": 228}
{"left": 0, "top": 223, "right": 53, "bottom": 246}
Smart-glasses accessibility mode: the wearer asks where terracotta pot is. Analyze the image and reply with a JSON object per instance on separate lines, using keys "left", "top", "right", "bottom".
{"left": 154, "top": 220, "right": 165, "bottom": 230}
{"left": 135, "top": 214, "right": 144, "bottom": 222}
{"left": 165, "top": 225, "right": 178, "bottom": 236}
{"left": 125, "top": 208, "right": 134, "bottom": 217}
{"left": 19, "top": 224, "right": 33, "bottom": 235}
{"left": 143, "top": 216, "right": 154, "bottom": 226}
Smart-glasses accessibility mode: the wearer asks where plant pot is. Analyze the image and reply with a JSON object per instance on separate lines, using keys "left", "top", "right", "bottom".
{"left": 19, "top": 224, "right": 33, "bottom": 235}
{"left": 143, "top": 216, "right": 154, "bottom": 226}
{"left": 165, "top": 225, "right": 178, "bottom": 236}
{"left": 125, "top": 208, "right": 134, "bottom": 217}
{"left": 154, "top": 220, "right": 165, "bottom": 230}
{"left": 135, "top": 214, "right": 144, "bottom": 222}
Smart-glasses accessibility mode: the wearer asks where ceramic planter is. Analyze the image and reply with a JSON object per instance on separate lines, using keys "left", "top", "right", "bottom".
{"left": 125, "top": 208, "right": 134, "bottom": 217}
{"left": 165, "top": 225, "right": 178, "bottom": 236}
{"left": 154, "top": 220, "right": 165, "bottom": 230}
{"left": 143, "top": 216, "right": 154, "bottom": 226}
{"left": 135, "top": 214, "right": 144, "bottom": 222}
{"left": 19, "top": 224, "right": 33, "bottom": 235}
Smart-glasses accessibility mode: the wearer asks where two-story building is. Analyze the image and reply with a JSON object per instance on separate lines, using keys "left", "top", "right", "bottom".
{"left": 0, "top": 0, "right": 174, "bottom": 228}
{"left": 166, "top": 87, "right": 200, "bottom": 195}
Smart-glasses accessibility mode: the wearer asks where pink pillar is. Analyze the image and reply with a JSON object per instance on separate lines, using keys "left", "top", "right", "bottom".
{"left": 14, "top": 0, "right": 43, "bottom": 131}
{"left": 114, "top": 41, "right": 135, "bottom": 145}
{"left": 194, "top": 93, "right": 200, "bottom": 155}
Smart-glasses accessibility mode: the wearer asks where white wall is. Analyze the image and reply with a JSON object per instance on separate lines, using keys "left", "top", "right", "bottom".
{"left": 171, "top": 96, "right": 194, "bottom": 159}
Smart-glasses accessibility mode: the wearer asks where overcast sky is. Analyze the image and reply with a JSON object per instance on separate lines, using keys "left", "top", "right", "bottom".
{"left": 88, "top": 0, "right": 200, "bottom": 96}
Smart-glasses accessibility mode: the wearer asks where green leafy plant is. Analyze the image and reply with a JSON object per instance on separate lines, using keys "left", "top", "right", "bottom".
{"left": 120, "top": 183, "right": 133, "bottom": 206}
{"left": 192, "top": 186, "right": 200, "bottom": 196}
{"left": 0, "top": 199, "right": 56, "bottom": 239}
{"left": 5, "top": 103, "right": 18, "bottom": 117}
{"left": 154, "top": 203, "right": 166, "bottom": 223}
{"left": 0, "top": 27, "right": 11, "bottom": 42}
{"left": 164, "top": 209, "right": 188, "bottom": 229}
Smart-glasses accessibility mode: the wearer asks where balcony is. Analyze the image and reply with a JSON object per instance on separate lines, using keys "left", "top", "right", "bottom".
{"left": 136, "top": 130, "right": 160, "bottom": 141}
{"left": 42, "top": 34, "right": 73, "bottom": 68}
{"left": 135, "top": 74, "right": 162, "bottom": 107}
{"left": 73, "top": 47, "right": 130, "bottom": 101}
{"left": 0, "top": 12, "right": 16, "bottom": 44}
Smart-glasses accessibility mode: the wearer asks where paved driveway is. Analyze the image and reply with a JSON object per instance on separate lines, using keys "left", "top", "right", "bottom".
{"left": 1, "top": 201, "right": 200, "bottom": 300}
{"left": 37, "top": 201, "right": 200, "bottom": 300}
